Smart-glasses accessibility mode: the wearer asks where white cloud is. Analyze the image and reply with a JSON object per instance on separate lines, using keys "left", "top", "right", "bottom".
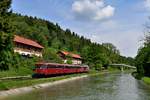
{"left": 90, "top": 30, "right": 143, "bottom": 57}
{"left": 66, "top": 20, "right": 144, "bottom": 57}
{"left": 144, "top": 0, "right": 150, "bottom": 9}
{"left": 72, "top": 0, "right": 115, "bottom": 21}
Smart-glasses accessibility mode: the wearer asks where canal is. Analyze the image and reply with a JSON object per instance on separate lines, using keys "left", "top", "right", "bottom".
{"left": 4, "top": 72, "right": 150, "bottom": 100}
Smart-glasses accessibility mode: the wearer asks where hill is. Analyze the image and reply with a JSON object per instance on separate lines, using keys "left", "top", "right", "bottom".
{"left": 0, "top": 0, "right": 134, "bottom": 76}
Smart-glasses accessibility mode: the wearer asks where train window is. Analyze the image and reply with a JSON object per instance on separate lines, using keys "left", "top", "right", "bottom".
{"left": 65, "top": 66, "right": 79, "bottom": 68}
{"left": 47, "top": 65, "right": 64, "bottom": 68}
{"left": 59, "top": 65, "right": 64, "bottom": 68}
{"left": 35, "top": 65, "right": 40, "bottom": 68}
{"left": 40, "top": 65, "right": 47, "bottom": 69}
{"left": 47, "top": 65, "right": 55, "bottom": 68}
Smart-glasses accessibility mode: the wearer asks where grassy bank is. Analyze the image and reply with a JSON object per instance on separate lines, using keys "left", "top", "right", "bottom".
{"left": 131, "top": 71, "right": 150, "bottom": 85}
{"left": 0, "top": 73, "right": 86, "bottom": 91}
{"left": 0, "top": 67, "right": 123, "bottom": 91}
{"left": 0, "top": 70, "right": 102, "bottom": 91}
{"left": 0, "top": 67, "right": 33, "bottom": 78}
{"left": 142, "top": 77, "right": 150, "bottom": 84}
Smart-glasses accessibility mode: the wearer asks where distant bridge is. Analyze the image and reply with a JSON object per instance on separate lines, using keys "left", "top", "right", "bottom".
{"left": 109, "top": 64, "right": 136, "bottom": 71}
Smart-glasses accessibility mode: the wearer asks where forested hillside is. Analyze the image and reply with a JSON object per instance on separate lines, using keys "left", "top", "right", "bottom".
{"left": 0, "top": 0, "right": 134, "bottom": 74}
{"left": 11, "top": 13, "right": 134, "bottom": 67}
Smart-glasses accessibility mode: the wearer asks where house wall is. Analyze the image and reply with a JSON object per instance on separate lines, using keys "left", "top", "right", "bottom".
{"left": 72, "top": 59, "right": 82, "bottom": 65}
{"left": 63, "top": 59, "right": 82, "bottom": 65}
{"left": 58, "top": 52, "right": 82, "bottom": 65}
{"left": 14, "top": 43, "right": 43, "bottom": 57}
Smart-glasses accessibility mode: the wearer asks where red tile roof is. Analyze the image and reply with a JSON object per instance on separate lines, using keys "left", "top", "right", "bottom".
{"left": 14, "top": 35, "right": 44, "bottom": 49}
{"left": 60, "top": 51, "right": 82, "bottom": 59}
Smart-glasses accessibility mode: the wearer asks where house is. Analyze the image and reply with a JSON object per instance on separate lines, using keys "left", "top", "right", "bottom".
{"left": 58, "top": 51, "right": 82, "bottom": 65}
{"left": 13, "top": 35, "right": 44, "bottom": 57}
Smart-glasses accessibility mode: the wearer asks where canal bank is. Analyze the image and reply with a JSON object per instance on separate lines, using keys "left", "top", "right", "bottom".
{"left": 131, "top": 72, "right": 150, "bottom": 85}
{"left": 4, "top": 72, "right": 150, "bottom": 100}
{"left": 0, "top": 75, "right": 88, "bottom": 99}
{"left": 0, "top": 69, "right": 125, "bottom": 99}
{"left": 0, "top": 70, "right": 108, "bottom": 99}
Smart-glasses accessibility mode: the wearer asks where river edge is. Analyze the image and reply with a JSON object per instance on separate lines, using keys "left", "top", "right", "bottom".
{"left": 0, "top": 70, "right": 118, "bottom": 99}
{"left": 131, "top": 72, "right": 150, "bottom": 85}
{"left": 0, "top": 75, "right": 89, "bottom": 99}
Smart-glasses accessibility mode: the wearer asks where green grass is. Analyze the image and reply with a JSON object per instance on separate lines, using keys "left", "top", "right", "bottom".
{"left": 0, "top": 67, "right": 33, "bottom": 78}
{"left": 142, "top": 77, "right": 150, "bottom": 84}
{"left": 107, "top": 67, "right": 120, "bottom": 72}
{"left": 0, "top": 69, "right": 104, "bottom": 91}
{"left": 0, "top": 68, "right": 122, "bottom": 91}
{"left": 0, "top": 82, "right": 9, "bottom": 90}
{"left": 0, "top": 72, "right": 91, "bottom": 91}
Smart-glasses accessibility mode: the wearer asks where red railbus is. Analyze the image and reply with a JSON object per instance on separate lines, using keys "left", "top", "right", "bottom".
{"left": 33, "top": 63, "right": 89, "bottom": 77}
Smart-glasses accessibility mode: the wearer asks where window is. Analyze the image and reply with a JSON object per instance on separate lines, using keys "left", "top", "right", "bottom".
{"left": 40, "top": 65, "right": 47, "bottom": 69}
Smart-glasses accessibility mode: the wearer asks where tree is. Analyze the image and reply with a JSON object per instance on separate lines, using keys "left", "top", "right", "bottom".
{"left": 135, "top": 46, "right": 150, "bottom": 77}
{"left": 135, "top": 18, "right": 150, "bottom": 77}
{"left": 0, "top": 0, "right": 14, "bottom": 70}
{"left": 102, "top": 43, "right": 120, "bottom": 55}
{"left": 81, "top": 45, "right": 109, "bottom": 70}
{"left": 0, "top": 0, "right": 11, "bottom": 14}
{"left": 43, "top": 48, "right": 62, "bottom": 63}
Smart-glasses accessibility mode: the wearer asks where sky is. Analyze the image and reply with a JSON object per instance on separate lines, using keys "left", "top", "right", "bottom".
{"left": 11, "top": 0, "right": 150, "bottom": 57}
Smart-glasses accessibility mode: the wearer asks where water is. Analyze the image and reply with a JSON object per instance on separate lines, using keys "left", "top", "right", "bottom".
{"left": 5, "top": 72, "right": 150, "bottom": 100}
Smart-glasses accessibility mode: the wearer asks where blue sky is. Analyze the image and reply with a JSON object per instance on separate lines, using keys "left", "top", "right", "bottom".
{"left": 11, "top": 0, "right": 150, "bottom": 57}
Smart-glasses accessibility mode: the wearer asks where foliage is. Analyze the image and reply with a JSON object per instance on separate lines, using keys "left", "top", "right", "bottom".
{"left": 0, "top": 55, "right": 39, "bottom": 77}
{"left": 0, "top": 0, "right": 11, "bottom": 14}
{"left": 102, "top": 43, "right": 120, "bottom": 55}
{"left": 135, "top": 18, "right": 150, "bottom": 77}
{"left": 9, "top": 12, "right": 133, "bottom": 70}
{"left": 0, "top": 0, "right": 14, "bottom": 70}
{"left": 0, "top": 1, "right": 134, "bottom": 73}
{"left": 142, "top": 77, "right": 150, "bottom": 84}
{"left": 135, "top": 45, "right": 150, "bottom": 77}
{"left": 43, "top": 48, "right": 62, "bottom": 63}
{"left": 66, "top": 59, "right": 73, "bottom": 64}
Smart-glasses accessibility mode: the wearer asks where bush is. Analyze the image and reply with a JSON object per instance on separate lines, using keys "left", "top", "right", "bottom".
{"left": 94, "top": 63, "right": 102, "bottom": 71}
{"left": 66, "top": 59, "right": 72, "bottom": 64}
{"left": 43, "top": 48, "right": 62, "bottom": 63}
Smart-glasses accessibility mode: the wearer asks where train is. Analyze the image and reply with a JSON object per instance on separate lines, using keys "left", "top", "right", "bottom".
{"left": 33, "top": 62, "right": 89, "bottom": 77}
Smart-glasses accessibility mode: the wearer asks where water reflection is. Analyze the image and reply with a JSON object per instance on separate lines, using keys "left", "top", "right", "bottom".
{"left": 5, "top": 73, "right": 150, "bottom": 100}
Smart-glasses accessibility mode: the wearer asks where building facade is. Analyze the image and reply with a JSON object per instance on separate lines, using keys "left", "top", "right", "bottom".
{"left": 58, "top": 51, "right": 82, "bottom": 65}
{"left": 13, "top": 35, "right": 44, "bottom": 57}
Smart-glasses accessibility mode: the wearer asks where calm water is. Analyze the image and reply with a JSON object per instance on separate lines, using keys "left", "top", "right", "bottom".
{"left": 5, "top": 72, "right": 150, "bottom": 100}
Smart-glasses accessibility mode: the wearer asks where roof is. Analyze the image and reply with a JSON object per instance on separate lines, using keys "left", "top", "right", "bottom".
{"left": 14, "top": 35, "right": 44, "bottom": 49}
{"left": 59, "top": 51, "right": 82, "bottom": 59}
{"left": 36, "top": 62, "right": 88, "bottom": 67}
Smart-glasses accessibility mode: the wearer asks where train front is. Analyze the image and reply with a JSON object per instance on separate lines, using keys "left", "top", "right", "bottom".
{"left": 33, "top": 63, "right": 48, "bottom": 77}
